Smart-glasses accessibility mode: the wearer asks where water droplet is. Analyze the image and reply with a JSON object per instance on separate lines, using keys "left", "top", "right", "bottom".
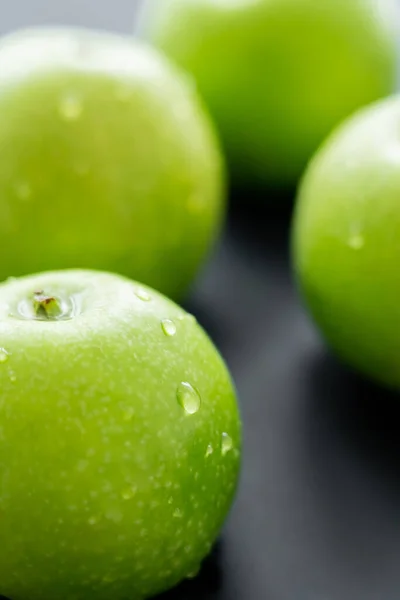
{"left": 121, "top": 486, "right": 137, "bottom": 501}
{"left": 105, "top": 507, "right": 123, "bottom": 524}
{"left": 173, "top": 508, "right": 183, "bottom": 518}
{"left": 77, "top": 460, "right": 88, "bottom": 472}
{"left": 168, "top": 496, "right": 174, "bottom": 505}
{"left": 187, "top": 565, "right": 201, "bottom": 579}
{"left": 135, "top": 289, "right": 151, "bottom": 302}
{"left": 9, "top": 372, "right": 16, "bottom": 383}
{"left": 348, "top": 233, "right": 365, "bottom": 250}
{"left": 59, "top": 93, "right": 83, "bottom": 121}
{"left": 88, "top": 516, "right": 99, "bottom": 526}
{"left": 205, "top": 444, "right": 213, "bottom": 458}
{"left": 0, "top": 348, "right": 9, "bottom": 363}
{"left": 123, "top": 407, "right": 135, "bottom": 422}
{"left": 177, "top": 313, "right": 197, "bottom": 325}
{"left": 187, "top": 314, "right": 197, "bottom": 324}
{"left": 161, "top": 319, "right": 177, "bottom": 337}
{"left": 221, "top": 433, "right": 233, "bottom": 456}
{"left": 176, "top": 382, "right": 201, "bottom": 415}
{"left": 14, "top": 181, "right": 32, "bottom": 201}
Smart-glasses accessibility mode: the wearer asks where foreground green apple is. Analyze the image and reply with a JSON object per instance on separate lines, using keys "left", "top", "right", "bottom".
{"left": 292, "top": 95, "right": 400, "bottom": 389}
{"left": 140, "top": 0, "right": 397, "bottom": 189}
{"left": 0, "top": 28, "right": 225, "bottom": 299}
{"left": 0, "top": 270, "right": 241, "bottom": 600}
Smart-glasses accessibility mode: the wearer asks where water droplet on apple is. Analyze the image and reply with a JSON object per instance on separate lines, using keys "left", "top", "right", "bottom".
{"left": 176, "top": 382, "right": 201, "bottom": 415}
{"left": 187, "top": 565, "right": 201, "bottom": 579}
{"left": 76, "top": 460, "right": 88, "bottom": 472}
{"left": 205, "top": 444, "right": 213, "bottom": 458}
{"left": 161, "top": 319, "right": 177, "bottom": 337}
{"left": 173, "top": 508, "right": 183, "bottom": 518}
{"left": 177, "top": 313, "right": 197, "bottom": 326}
{"left": 348, "top": 233, "right": 365, "bottom": 250}
{"left": 121, "top": 486, "right": 137, "bottom": 501}
{"left": 135, "top": 289, "right": 151, "bottom": 302}
{"left": 0, "top": 348, "right": 9, "bottom": 363}
{"left": 221, "top": 433, "right": 233, "bottom": 456}
{"left": 88, "top": 516, "right": 99, "bottom": 526}
{"left": 123, "top": 407, "right": 135, "bottom": 422}
{"left": 59, "top": 93, "right": 83, "bottom": 121}
{"left": 9, "top": 372, "right": 16, "bottom": 383}
{"left": 14, "top": 181, "right": 32, "bottom": 201}
{"left": 105, "top": 506, "right": 123, "bottom": 523}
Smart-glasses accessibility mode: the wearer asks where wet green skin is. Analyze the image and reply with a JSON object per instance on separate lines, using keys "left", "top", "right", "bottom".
{"left": 0, "top": 28, "right": 225, "bottom": 299}
{"left": 0, "top": 270, "right": 241, "bottom": 600}
{"left": 292, "top": 95, "right": 400, "bottom": 389}
{"left": 140, "top": 0, "right": 397, "bottom": 189}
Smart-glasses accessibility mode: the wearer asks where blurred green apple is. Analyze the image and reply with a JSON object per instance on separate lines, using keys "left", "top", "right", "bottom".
{"left": 0, "top": 28, "right": 225, "bottom": 299}
{"left": 0, "top": 269, "right": 241, "bottom": 600}
{"left": 292, "top": 94, "right": 400, "bottom": 388}
{"left": 140, "top": 0, "right": 397, "bottom": 189}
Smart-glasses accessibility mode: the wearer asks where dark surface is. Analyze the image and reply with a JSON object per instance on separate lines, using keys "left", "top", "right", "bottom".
{"left": 3, "top": 2, "right": 400, "bottom": 600}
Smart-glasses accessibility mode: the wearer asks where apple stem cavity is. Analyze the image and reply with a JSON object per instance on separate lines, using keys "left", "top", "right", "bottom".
{"left": 33, "top": 290, "right": 64, "bottom": 320}
{"left": 11, "top": 288, "right": 78, "bottom": 322}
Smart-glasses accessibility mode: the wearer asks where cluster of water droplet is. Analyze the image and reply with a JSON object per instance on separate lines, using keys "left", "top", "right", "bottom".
{"left": 0, "top": 347, "right": 17, "bottom": 384}
{"left": 134, "top": 288, "right": 237, "bottom": 463}
{"left": 0, "top": 348, "right": 9, "bottom": 363}
{"left": 0, "top": 285, "right": 237, "bottom": 560}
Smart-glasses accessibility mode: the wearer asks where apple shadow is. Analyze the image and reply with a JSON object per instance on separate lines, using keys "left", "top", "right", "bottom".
{"left": 295, "top": 349, "right": 400, "bottom": 581}
{"left": 0, "top": 543, "right": 223, "bottom": 600}
{"left": 184, "top": 292, "right": 226, "bottom": 348}
{"left": 228, "top": 184, "right": 296, "bottom": 265}
{"left": 155, "top": 541, "right": 223, "bottom": 599}
{"left": 184, "top": 184, "right": 298, "bottom": 363}
{"left": 302, "top": 351, "right": 400, "bottom": 483}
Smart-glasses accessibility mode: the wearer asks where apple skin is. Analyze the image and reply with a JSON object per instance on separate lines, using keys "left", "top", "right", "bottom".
{"left": 292, "top": 95, "right": 400, "bottom": 389}
{"left": 0, "top": 28, "right": 225, "bottom": 299}
{"left": 0, "top": 269, "right": 241, "bottom": 600}
{"left": 140, "top": 0, "right": 397, "bottom": 189}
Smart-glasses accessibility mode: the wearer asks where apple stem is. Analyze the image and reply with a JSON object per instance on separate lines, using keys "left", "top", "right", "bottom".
{"left": 33, "top": 290, "right": 63, "bottom": 320}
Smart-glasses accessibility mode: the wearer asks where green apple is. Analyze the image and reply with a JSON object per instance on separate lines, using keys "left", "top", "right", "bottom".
{"left": 140, "top": 0, "right": 397, "bottom": 189}
{"left": 292, "top": 94, "right": 400, "bottom": 389}
{"left": 0, "top": 28, "right": 225, "bottom": 299}
{"left": 0, "top": 269, "right": 241, "bottom": 600}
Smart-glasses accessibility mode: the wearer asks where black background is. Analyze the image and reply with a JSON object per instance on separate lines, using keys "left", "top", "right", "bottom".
{"left": 3, "top": 2, "right": 400, "bottom": 600}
